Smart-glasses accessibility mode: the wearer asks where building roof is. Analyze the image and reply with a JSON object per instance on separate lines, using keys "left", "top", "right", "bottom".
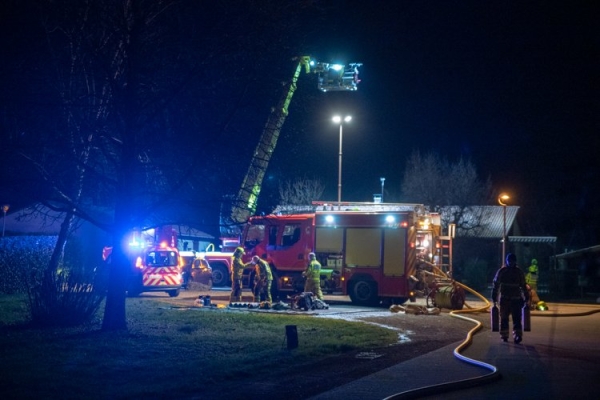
{"left": 438, "top": 205, "right": 519, "bottom": 239}
{"left": 2, "top": 204, "right": 64, "bottom": 235}
{"left": 554, "top": 244, "right": 600, "bottom": 259}
{"left": 173, "top": 225, "right": 214, "bottom": 240}
{"left": 509, "top": 236, "right": 557, "bottom": 244}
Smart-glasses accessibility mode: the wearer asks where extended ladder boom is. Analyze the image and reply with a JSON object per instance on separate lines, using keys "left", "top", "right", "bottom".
{"left": 228, "top": 56, "right": 362, "bottom": 232}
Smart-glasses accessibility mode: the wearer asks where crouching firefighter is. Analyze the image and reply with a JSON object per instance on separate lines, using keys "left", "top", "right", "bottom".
{"left": 491, "top": 253, "right": 529, "bottom": 343}
{"left": 251, "top": 255, "right": 273, "bottom": 303}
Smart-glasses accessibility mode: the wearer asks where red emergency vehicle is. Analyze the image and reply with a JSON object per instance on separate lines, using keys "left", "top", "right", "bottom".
{"left": 103, "top": 226, "right": 183, "bottom": 297}
{"left": 240, "top": 203, "right": 443, "bottom": 305}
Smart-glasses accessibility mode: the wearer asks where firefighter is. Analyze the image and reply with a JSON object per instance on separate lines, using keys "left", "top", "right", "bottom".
{"left": 230, "top": 247, "right": 249, "bottom": 303}
{"left": 491, "top": 253, "right": 529, "bottom": 343}
{"left": 251, "top": 255, "right": 273, "bottom": 303}
{"left": 303, "top": 252, "right": 323, "bottom": 300}
{"left": 525, "top": 258, "right": 540, "bottom": 308}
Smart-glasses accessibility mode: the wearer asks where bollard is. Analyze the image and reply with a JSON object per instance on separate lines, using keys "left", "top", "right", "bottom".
{"left": 285, "top": 325, "right": 298, "bottom": 349}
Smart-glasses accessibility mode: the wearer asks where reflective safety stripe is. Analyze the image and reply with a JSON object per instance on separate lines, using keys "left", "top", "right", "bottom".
{"left": 142, "top": 267, "right": 182, "bottom": 287}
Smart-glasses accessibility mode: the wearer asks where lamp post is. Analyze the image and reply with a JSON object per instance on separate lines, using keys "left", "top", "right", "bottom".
{"left": 380, "top": 177, "right": 385, "bottom": 202}
{"left": 2, "top": 204, "right": 9, "bottom": 237}
{"left": 332, "top": 115, "right": 351, "bottom": 206}
{"left": 498, "top": 194, "right": 510, "bottom": 265}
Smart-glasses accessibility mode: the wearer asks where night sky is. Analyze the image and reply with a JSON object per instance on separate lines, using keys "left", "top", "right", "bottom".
{"left": 1, "top": 1, "right": 598, "bottom": 247}
{"left": 269, "top": 1, "right": 598, "bottom": 247}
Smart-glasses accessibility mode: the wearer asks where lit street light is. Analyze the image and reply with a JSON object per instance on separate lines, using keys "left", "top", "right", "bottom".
{"left": 380, "top": 177, "right": 385, "bottom": 202}
{"left": 498, "top": 194, "right": 510, "bottom": 265}
{"left": 332, "top": 115, "right": 351, "bottom": 205}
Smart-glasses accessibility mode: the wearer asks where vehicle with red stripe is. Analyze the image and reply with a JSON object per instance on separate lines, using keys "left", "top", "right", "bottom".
{"left": 240, "top": 202, "right": 444, "bottom": 306}
{"left": 128, "top": 242, "right": 183, "bottom": 297}
{"left": 104, "top": 226, "right": 184, "bottom": 297}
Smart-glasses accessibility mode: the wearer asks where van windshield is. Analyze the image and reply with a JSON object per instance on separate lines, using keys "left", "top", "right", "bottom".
{"left": 146, "top": 251, "right": 178, "bottom": 267}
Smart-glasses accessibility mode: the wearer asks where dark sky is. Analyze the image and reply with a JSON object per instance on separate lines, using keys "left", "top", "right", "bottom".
{"left": 266, "top": 1, "right": 598, "bottom": 245}
{"left": 0, "top": 1, "right": 597, "bottom": 247}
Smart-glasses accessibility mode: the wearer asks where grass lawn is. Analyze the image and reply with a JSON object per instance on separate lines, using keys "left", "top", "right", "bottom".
{"left": 0, "top": 294, "right": 398, "bottom": 399}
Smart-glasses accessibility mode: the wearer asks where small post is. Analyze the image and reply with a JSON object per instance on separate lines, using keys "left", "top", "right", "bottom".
{"left": 285, "top": 325, "right": 298, "bottom": 349}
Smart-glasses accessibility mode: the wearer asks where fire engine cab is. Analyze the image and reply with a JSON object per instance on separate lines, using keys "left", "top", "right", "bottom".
{"left": 241, "top": 203, "right": 444, "bottom": 306}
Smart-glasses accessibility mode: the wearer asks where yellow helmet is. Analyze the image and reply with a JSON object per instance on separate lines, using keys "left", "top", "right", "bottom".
{"left": 536, "top": 301, "right": 548, "bottom": 311}
{"left": 234, "top": 247, "right": 245, "bottom": 256}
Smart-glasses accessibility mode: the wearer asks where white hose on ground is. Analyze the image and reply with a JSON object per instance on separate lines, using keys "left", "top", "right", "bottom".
{"left": 383, "top": 272, "right": 500, "bottom": 399}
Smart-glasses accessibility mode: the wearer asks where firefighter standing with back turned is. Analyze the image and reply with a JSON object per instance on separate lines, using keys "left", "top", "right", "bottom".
{"left": 252, "top": 255, "right": 273, "bottom": 303}
{"left": 303, "top": 252, "right": 323, "bottom": 300}
{"left": 491, "top": 253, "right": 529, "bottom": 343}
{"left": 230, "top": 247, "right": 250, "bottom": 303}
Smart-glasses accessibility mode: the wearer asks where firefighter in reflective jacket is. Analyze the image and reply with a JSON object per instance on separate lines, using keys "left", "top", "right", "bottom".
{"left": 525, "top": 259, "right": 540, "bottom": 307}
{"left": 303, "top": 252, "right": 323, "bottom": 300}
{"left": 491, "top": 253, "right": 529, "bottom": 343}
{"left": 230, "top": 247, "right": 249, "bottom": 303}
{"left": 252, "top": 255, "right": 273, "bottom": 303}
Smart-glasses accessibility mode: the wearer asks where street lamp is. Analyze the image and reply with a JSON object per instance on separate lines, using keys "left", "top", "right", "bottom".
{"left": 380, "top": 177, "right": 385, "bottom": 203}
{"left": 2, "top": 204, "right": 9, "bottom": 237}
{"left": 498, "top": 194, "right": 510, "bottom": 265}
{"left": 332, "top": 115, "right": 351, "bottom": 205}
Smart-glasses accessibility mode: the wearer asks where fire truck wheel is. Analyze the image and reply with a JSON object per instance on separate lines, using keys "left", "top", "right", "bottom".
{"left": 211, "top": 263, "right": 230, "bottom": 287}
{"left": 167, "top": 289, "right": 180, "bottom": 297}
{"left": 349, "top": 280, "right": 378, "bottom": 306}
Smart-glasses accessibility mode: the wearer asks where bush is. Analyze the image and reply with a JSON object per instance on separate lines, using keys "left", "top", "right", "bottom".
{"left": 0, "top": 236, "right": 107, "bottom": 326}
{"left": 0, "top": 236, "right": 56, "bottom": 294}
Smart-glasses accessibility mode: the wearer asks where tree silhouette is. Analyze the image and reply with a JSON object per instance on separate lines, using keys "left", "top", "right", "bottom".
{"left": 400, "top": 150, "right": 493, "bottom": 234}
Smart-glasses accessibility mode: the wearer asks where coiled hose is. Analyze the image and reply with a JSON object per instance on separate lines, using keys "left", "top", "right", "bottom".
{"left": 384, "top": 267, "right": 499, "bottom": 399}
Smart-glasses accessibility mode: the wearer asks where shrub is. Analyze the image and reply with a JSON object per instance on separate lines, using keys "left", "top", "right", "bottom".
{"left": 0, "top": 236, "right": 56, "bottom": 294}
{"left": 0, "top": 236, "right": 107, "bottom": 326}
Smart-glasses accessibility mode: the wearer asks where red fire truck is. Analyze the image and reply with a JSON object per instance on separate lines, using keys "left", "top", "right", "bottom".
{"left": 240, "top": 203, "right": 444, "bottom": 305}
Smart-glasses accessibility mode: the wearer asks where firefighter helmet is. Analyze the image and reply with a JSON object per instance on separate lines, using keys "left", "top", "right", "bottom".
{"left": 308, "top": 252, "right": 316, "bottom": 260}
{"left": 536, "top": 301, "right": 548, "bottom": 311}
{"left": 234, "top": 247, "right": 245, "bottom": 256}
{"left": 506, "top": 253, "right": 517, "bottom": 266}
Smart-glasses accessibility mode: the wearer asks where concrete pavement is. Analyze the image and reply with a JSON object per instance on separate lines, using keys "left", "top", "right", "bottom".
{"left": 308, "top": 302, "right": 600, "bottom": 400}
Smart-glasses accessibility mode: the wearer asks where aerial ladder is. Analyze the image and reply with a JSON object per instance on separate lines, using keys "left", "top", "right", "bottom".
{"left": 226, "top": 56, "right": 362, "bottom": 234}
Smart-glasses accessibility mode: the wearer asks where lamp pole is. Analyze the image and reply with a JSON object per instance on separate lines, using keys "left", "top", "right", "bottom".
{"left": 2, "top": 204, "right": 9, "bottom": 237}
{"left": 380, "top": 177, "right": 385, "bottom": 202}
{"left": 332, "top": 115, "right": 351, "bottom": 206}
{"left": 498, "top": 194, "right": 510, "bottom": 265}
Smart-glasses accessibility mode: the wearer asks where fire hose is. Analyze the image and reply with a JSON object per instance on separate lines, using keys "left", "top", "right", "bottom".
{"left": 384, "top": 267, "right": 600, "bottom": 400}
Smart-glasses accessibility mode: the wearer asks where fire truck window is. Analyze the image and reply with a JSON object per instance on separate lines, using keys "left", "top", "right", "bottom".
{"left": 346, "top": 228, "right": 381, "bottom": 267}
{"left": 282, "top": 225, "right": 301, "bottom": 247}
{"left": 269, "top": 226, "right": 278, "bottom": 247}
{"left": 244, "top": 224, "right": 265, "bottom": 249}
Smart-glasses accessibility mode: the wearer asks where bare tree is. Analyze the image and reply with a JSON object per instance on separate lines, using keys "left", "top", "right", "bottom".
{"left": 278, "top": 177, "right": 325, "bottom": 206}
{"left": 1, "top": 0, "right": 322, "bottom": 329}
{"left": 401, "top": 150, "right": 493, "bottom": 234}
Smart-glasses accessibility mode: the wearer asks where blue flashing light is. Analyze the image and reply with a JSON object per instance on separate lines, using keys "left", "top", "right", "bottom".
{"left": 385, "top": 215, "right": 396, "bottom": 224}
{"left": 325, "top": 215, "right": 335, "bottom": 224}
